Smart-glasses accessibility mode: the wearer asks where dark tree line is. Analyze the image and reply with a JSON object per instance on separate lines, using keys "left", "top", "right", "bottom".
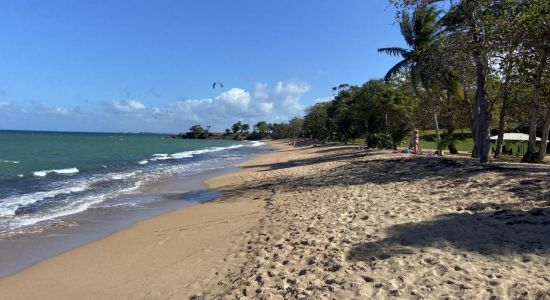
{"left": 384, "top": 0, "right": 550, "bottom": 163}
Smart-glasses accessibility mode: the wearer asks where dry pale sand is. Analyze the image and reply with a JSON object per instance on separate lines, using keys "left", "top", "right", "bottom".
{"left": 198, "top": 143, "right": 550, "bottom": 299}
{"left": 1, "top": 141, "right": 549, "bottom": 299}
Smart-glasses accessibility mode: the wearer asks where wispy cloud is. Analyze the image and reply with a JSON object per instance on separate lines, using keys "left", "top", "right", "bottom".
{"left": 0, "top": 101, "right": 11, "bottom": 110}
{"left": 0, "top": 101, "right": 25, "bottom": 113}
{"left": 34, "top": 102, "right": 71, "bottom": 115}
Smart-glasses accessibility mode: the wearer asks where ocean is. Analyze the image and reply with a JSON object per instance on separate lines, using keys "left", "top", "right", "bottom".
{"left": 0, "top": 130, "right": 266, "bottom": 239}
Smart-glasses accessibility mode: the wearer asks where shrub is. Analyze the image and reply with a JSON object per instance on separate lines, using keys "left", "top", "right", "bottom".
{"left": 367, "top": 132, "right": 394, "bottom": 149}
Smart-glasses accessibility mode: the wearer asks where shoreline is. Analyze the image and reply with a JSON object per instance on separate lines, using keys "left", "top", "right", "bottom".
{"left": 0, "top": 140, "right": 287, "bottom": 299}
{"left": 0, "top": 140, "right": 268, "bottom": 277}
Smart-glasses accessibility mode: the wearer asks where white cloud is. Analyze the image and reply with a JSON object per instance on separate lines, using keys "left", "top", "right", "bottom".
{"left": 215, "top": 88, "right": 252, "bottom": 116}
{"left": 217, "top": 88, "right": 251, "bottom": 108}
{"left": 102, "top": 100, "right": 146, "bottom": 114}
{"left": 255, "top": 102, "right": 274, "bottom": 114}
{"left": 253, "top": 83, "right": 269, "bottom": 100}
{"left": 98, "top": 81, "right": 311, "bottom": 130}
{"left": 273, "top": 81, "right": 311, "bottom": 113}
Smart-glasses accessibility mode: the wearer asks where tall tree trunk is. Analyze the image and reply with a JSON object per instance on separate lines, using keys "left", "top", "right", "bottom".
{"left": 473, "top": 54, "right": 491, "bottom": 163}
{"left": 538, "top": 106, "right": 550, "bottom": 163}
{"left": 495, "top": 59, "right": 514, "bottom": 158}
{"left": 523, "top": 50, "right": 549, "bottom": 163}
{"left": 426, "top": 89, "right": 442, "bottom": 155}
{"left": 465, "top": 5, "right": 491, "bottom": 162}
{"left": 427, "top": 90, "right": 441, "bottom": 140}
{"left": 494, "top": 86, "right": 511, "bottom": 158}
{"left": 494, "top": 100, "right": 507, "bottom": 158}
{"left": 466, "top": 85, "right": 479, "bottom": 158}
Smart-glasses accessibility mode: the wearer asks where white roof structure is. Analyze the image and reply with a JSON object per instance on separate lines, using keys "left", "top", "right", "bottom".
{"left": 489, "top": 133, "right": 546, "bottom": 142}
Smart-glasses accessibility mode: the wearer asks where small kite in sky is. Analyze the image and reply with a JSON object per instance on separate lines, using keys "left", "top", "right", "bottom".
{"left": 212, "top": 82, "right": 224, "bottom": 89}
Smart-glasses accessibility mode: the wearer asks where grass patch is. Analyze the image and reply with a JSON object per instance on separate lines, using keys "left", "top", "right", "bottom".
{"left": 418, "top": 129, "right": 528, "bottom": 155}
{"left": 345, "top": 128, "right": 545, "bottom": 157}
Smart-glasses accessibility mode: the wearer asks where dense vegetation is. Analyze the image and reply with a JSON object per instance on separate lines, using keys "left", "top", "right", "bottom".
{"left": 382, "top": 0, "right": 550, "bottom": 163}
{"left": 301, "top": 81, "right": 418, "bottom": 149}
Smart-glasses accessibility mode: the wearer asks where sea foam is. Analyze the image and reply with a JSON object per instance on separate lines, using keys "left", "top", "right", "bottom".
{"left": 0, "top": 160, "right": 20, "bottom": 164}
{"left": 248, "top": 141, "right": 266, "bottom": 147}
{"left": 150, "top": 144, "right": 248, "bottom": 161}
{"left": 33, "top": 168, "right": 79, "bottom": 177}
{"left": 0, "top": 181, "right": 89, "bottom": 218}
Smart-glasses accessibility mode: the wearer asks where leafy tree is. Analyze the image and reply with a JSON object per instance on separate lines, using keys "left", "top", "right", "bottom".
{"left": 514, "top": 0, "right": 550, "bottom": 162}
{"left": 189, "top": 124, "right": 204, "bottom": 135}
{"left": 303, "top": 102, "right": 331, "bottom": 141}
{"left": 328, "top": 85, "right": 364, "bottom": 143}
{"left": 303, "top": 80, "right": 417, "bottom": 148}
{"left": 388, "top": 0, "right": 526, "bottom": 162}
{"left": 288, "top": 117, "right": 304, "bottom": 146}
{"left": 359, "top": 80, "right": 417, "bottom": 147}
{"left": 241, "top": 123, "right": 250, "bottom": 134}
{"left": 255, "top": 121, "right": 271, "bottom": 137}
{"left": 271, "top": 123, "right": 291, "bottom": 139}
{"left": 231, "top": 121, "right": 242, "bottom": 134}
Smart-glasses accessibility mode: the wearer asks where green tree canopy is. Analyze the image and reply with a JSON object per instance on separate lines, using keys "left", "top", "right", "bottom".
{"left": 189, "top": 124, "right": 204, "bottom": 135}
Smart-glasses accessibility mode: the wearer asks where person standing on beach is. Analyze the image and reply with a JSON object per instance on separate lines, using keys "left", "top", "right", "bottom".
{"left": 411, "top": 129, "right": 419, "bottom": 154}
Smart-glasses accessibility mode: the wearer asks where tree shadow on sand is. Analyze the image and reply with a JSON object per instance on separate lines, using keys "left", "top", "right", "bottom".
{"left": 242, "top": 149, "right": 372, "bottom": 171}
{"left": 348, "top": 207, "right": 550, "bottom": 261}
{"left": 243, "top": 154, "right": 550, "bottom": 204}
{"left": 220, "top": 150, "right": 550, "bottom": 259}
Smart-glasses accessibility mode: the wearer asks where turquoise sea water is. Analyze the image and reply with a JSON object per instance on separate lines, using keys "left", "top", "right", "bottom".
{"left": 0, "top": 130, "right": 265, "bottom": 237}
{"left": 0, "top": 130, "right": 247, "bottom": 179}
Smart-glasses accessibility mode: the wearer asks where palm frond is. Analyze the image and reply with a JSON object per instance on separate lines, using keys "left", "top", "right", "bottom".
{"left": 377, "top": 47, "right": 409, "bottom": 57}
{"left": 413, "top": 5, "right": 441, "bottom": 48}
{"left": 400, "top": 11, "right": 415, "bottom": 47}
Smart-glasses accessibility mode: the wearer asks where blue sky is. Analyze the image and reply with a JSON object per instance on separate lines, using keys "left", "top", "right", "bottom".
{"left": 0, "top": 0, "right": 406, "bottom": 133}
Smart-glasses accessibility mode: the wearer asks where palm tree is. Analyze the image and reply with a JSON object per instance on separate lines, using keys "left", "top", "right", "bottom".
{"left": 240, "top": 123, "right": 250, "bottom": 140}
{"left": 378, "top": 5, "right": 443, "bottom": 140}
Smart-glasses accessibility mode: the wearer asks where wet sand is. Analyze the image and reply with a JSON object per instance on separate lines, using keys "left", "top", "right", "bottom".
{"left": 0, "top": 172, "right": 223, "bottom": 277}
{"left": 1, "top": 141, "right": 549, "bottom": 299}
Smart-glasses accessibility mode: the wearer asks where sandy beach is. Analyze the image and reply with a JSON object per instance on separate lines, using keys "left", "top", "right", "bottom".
{"left": 1, "top": 141, "right": 549, "bottom": 299}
